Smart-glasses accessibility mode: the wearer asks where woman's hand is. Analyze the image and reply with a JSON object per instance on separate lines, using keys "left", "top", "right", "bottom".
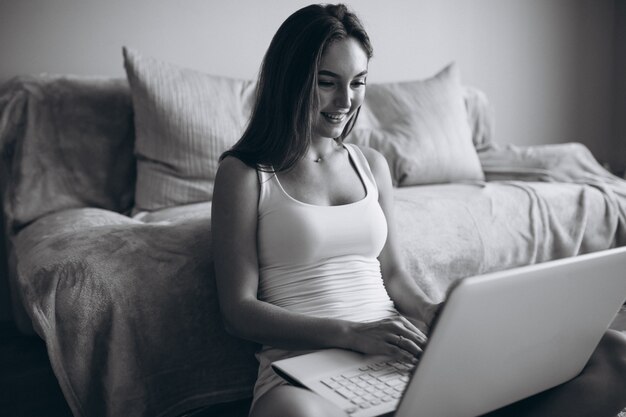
{"left": 400, "top": 301, "right": 444, "bottom": 340}
{"left": 347, "top": 315, "right": 428, "bottom": 363}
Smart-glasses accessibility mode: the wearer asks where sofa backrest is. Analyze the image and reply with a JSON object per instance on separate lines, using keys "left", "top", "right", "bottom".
{"left": 0, "top": 75, "right": 494, "bottom": 235}
{"left": 0, "top": 76, "right": 136, "bottom": 236}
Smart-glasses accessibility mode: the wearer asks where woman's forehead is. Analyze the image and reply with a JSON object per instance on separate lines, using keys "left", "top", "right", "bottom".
{"left": 319, "top": 38, "right": 369, "bottom": 77}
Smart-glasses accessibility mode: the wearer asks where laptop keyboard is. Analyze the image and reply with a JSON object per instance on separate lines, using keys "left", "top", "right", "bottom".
{"left": 319, "top": 359, "right": 415, "bottom": 414}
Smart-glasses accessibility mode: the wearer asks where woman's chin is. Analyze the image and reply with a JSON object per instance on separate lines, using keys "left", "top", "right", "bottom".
{"left": 315, "top": 124, "right": 346, "bottom": 139}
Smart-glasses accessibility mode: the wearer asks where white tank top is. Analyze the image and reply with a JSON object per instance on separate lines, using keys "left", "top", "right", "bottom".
{"left": 256, "top": 143, "right": 397, "bottom": 322}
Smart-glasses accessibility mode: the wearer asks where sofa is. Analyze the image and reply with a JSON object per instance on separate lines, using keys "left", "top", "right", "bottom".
{"left": 1, "top": 48, "right": 625, "bottom": 417}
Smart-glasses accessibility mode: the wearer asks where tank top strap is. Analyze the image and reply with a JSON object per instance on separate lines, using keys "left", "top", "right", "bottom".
{"left": 343, "top": 143, "right": 379, "bottom": 199}
{"left": 256, "top": 164, "right": 276, "bottom": 209}
{"left": 256, "top": 164, "right": 275, "bottom": 183}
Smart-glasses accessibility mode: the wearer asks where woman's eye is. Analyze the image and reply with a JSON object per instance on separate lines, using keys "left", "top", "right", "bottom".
{"left": 318, "top": 81, "right": 334, "bottom": 87}
{"left": 352, "top": 80, "right": 367, "bottom": 87}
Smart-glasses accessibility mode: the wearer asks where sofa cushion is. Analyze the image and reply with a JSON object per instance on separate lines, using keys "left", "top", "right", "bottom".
{"left": 463, "top": 86, "right": 494, "bottom": 150}
{"left": 124, "top": 49, "right": 488, "bottom": 211}
{"left": 123, "top": 47, "right": 255, "bottom": 213}
{"left": 132, "top": 201, "right": 212, "bottom": 223}
{"left": 346, "top": 63, "right": 485, "bottom": 186}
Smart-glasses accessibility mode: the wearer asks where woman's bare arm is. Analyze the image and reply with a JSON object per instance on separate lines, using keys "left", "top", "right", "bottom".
{"left": 360, "top": 147, "right": 441, "bottom": 327}
{"left": 212, "top": 156, "right": 352, "bottom": 350}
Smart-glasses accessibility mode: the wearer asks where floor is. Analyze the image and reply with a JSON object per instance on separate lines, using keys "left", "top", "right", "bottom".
{"left": 0, "top": 322, "right": 73, "bottom": 417}
{"left": 0, "top": 320, "right": 252, "bottom": 417}
{"left": 1, "top": 306, "right": 625, "bottom": 417}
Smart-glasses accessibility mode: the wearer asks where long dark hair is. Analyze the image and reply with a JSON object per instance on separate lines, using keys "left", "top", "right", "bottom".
{"left": 220, "top": 3, "right": 373, "bottom": 172}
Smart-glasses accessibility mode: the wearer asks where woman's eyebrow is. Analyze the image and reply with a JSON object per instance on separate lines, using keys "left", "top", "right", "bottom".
{"left": 318, "top": 69, "right": 368, "bottom": 78}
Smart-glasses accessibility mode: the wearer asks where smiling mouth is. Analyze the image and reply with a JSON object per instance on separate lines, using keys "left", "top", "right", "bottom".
{"left": 321, "top": 112, "right": 348, "bottom": 123}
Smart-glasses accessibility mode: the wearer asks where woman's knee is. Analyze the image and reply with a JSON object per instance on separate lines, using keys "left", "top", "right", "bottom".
{"left": 599, "top": 330, "right": 626, "bottom": 381}
{"left": 594, "top": 330, "right": 626, "bottom": 369}
{"left": 250, "top": 385, "right": 347, "bottom": 417}
{"left": 585, "top": 329, "right": 626, "bottom": 406}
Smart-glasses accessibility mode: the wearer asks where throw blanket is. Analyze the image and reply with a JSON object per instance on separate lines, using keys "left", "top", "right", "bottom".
{"left": 12, "top": 143, "right": 626, "bottom": 417}
{"left": 15, "top": 208, "right": 259, "bottom": 417}
{"left": 395, "top": 142, "right": 626, "bottom": 302}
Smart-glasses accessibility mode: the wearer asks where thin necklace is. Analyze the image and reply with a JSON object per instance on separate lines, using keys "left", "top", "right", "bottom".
{"left": 311, "top": 139, "right": 340, "bottom": 163}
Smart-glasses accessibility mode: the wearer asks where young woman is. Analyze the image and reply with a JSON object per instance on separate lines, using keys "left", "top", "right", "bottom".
{"left": 212, "top": 4, "right": 626, "bottom": 417}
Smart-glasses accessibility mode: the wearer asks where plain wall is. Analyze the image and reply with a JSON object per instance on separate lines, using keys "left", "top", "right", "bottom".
{"left": 0, "top": 0, "right": 622, "bottom": 318}
{"left": 0, "top": 0, "right": 619, "bottom": 162}
{"left": 615, "top": 0, "right": 626, "bottom": 174}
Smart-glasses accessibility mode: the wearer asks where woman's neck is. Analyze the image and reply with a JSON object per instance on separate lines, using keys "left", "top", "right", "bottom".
{"left": 308, "top": 137, "right": 341, "bottom": 163}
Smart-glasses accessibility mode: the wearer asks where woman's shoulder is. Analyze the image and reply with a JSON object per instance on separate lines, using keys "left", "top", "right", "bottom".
{"left": 347, "top": 144, "right": 389, "bottom": 176}
{"left": 217, "top": 155, "right": 257, "bottom": 177}
{"left": 347, "top": 144, "right": 393, "bottom": 194}
{"left": 214, "top": 156, "right": 259, "bottom": 197}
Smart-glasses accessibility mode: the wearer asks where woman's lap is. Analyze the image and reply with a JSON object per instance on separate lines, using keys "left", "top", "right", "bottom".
{"left": 250, "top": 385, "right": 347, "bottom": 417}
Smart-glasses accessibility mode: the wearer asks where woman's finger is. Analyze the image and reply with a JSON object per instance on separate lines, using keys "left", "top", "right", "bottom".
{"left": 385, "top": 336, "right": 420, "bottom": 362}
{"left": 398, "top": 315, "right": 424, "bottom": 335}
{"left": 386, "top": 332, "right": 423, "bottom": 358}
{"left": 398, "top": 315, "right": 428, "bottom": 345}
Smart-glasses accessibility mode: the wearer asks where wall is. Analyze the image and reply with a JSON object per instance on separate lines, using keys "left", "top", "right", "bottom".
{"left": 0, "top": 0, "right": 618, "bottom": 159}
{"left": 0, "top": 0, "right": 621, "bottom": 318}
{"left": 614, "top": 0, "right": 626, "bottom": 174}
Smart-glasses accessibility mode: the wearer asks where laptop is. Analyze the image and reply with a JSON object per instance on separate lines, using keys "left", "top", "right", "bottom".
{"left": 272, "top": 247, "right": 626, "bottom": 417}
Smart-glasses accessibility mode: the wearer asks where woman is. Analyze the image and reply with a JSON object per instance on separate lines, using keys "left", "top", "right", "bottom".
{"left": 212, "top": 4, "right": 626, "bottom": 417}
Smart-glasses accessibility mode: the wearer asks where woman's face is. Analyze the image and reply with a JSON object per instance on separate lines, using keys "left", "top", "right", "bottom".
{"left": 313, "top": 37, "right": 369, "bottom": 141}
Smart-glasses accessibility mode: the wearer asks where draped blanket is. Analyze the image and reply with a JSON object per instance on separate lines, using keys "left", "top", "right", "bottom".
{"left": 398, "top": 142, "right": 626, "bottom": 302}
{"left": 14, "top": 209, "right": 258, "bottom": 417}
{"left": 11, "top": 141, "right": 626, "bottom": 416}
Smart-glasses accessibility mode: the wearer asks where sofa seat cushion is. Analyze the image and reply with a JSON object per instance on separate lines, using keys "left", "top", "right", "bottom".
{"left": 393, "top": 180, "right": 621, "bottom": 302}
{"left": 132, "top": 201, "right": 212, "bottom": 224}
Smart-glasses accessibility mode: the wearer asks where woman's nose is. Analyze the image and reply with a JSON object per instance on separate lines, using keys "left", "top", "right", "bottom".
{"left": 334, "top": 86, "right": 351, "bottom": 108}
